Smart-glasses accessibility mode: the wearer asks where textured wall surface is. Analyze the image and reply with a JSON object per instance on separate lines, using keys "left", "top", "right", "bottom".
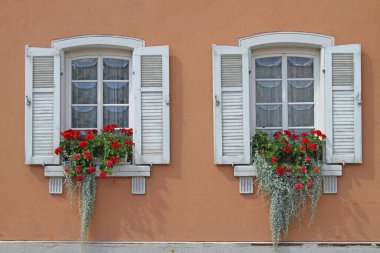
{"left": 0, "top": 0, "right": 379, "bottom": 242}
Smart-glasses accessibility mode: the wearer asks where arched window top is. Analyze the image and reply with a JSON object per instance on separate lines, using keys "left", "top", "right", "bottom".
{"left": 51, "top": 35, "right": 145, "bottom": 50}
{"left": 239, "top": 32, "right": 334, "bottom": 49}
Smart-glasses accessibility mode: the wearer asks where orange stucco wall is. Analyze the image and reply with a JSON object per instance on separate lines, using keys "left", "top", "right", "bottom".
{"left": 0, "top": 0, "right": 379, "bottom": 242}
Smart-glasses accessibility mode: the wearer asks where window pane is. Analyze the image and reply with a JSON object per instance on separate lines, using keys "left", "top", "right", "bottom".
{"left": 103, "top": 82, "right": 129, "bottom": 104}
{"left": 288, "top": 80, "right": 314, "bottom": 102}
{"left": 103, "top": 58, "right": 129, "bottom": 80}
{"left": 255, "top": 57, "right": 282, "bottom": 79}
{"left": 288, "top": 128, "right": 314, "bottom": 135}
{"left": 287, "top": 57, "right": 313, "bottom": 78}
{"left": 256, "top": 128, "right": 282, "bottom": 138}
{"left": 256, "top": 105, "right": 282, "bottom": 127}
{"left": 72, "top": 59, "right": 97, "bottom": 80}
{"left": 103, "top": 106, "right": 129, "bottom": 127}
{"left": 256, "top": 80, "right": 282, "bottom": 103}
{"left": 288, "top": 105, "right": 314, "bottom": 127}
{"left": 72, "top": 82, "right": 97, "bottom": 104}
{"left": 72, "top": 106, "right": 97, "bottom": 128}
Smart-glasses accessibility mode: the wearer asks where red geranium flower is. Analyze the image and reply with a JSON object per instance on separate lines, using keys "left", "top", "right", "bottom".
{"left": 300, "top": 145, "right": 306, "bottom": 151}
{"left": 309, "top": 142, "right": 317, "bottom": 150}
{"left": 301, "top": 138, "right": 309, "bottom": 144}
{"left": 295, "top": 183, "right": 303, "bottom": 190}
{"left": 316, "top": 130, "right": 322, "bottom": 136}
{"left": 313, "top": 167, "right": 319, "bottom": 172}
{"left": 109, "top": 156, "right": 120, "bottom": 163}
{"left": 54, "top": 147, "right": 62, "bottom": 155}
{"left": 271, "top": 156, "right": 278, "bottom": 163}
{"left": 76, "top": 175, "right": 83, "bottom": 181}
{"left": 277, "top": 166, "right": 284, "bottom": 176}
{"left": 88, "top": 166, "right": 96, "bottom": 174}
{"left": 321, "top": 134, "right": 326, "bottom": 139}
{"left": 300, "top": 166, "right": 306, "bottom": 172}
{"left": 79, "top": 141, "right": 87, "bottom": 148}
{"left": 301, "top": 132, "right": 308, "bottom": 137}
{"left": 307, "top": 181, "right": 314, "bottom": 188}
{"left": 73, "top": 153, "right": 81, "bottom": 160}
{"left": 75, "top": 166, "right": 81, "bottom": 173}
{"left": 124, "top": 139, "right": 133, "bottom": 146}
{"left": 83, "top": 151, "right": 92, "bottom": 160}
{"left": 64, "top": 167, "right": 69, "bottom": 173}
{"left": 106, "top": 160, "right": 114, "bottom": 167}
{"left": 85, "top": 134, "right": 95, "bottom": 140}
{"left": 85, "top": 129, "right": 97, "bottom": 134}
{"left": 100, "top": 171, "right": 107, "bottom": 178}
{"left": 305, "top": 156, "right": 310, "bottom": 162}
{"left": 111, "top": 140, "right": 121, "bottom": 149}
{"left": 285, "top": 167, "right": 291, "bottom": 173}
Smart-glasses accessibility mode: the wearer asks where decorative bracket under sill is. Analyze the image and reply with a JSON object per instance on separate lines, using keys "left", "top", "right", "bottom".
{"left": 234, "top": 164, "right": 342, "bottom": 195}
{"left": 44, "top": 165, "right": 150, "bottom": 195}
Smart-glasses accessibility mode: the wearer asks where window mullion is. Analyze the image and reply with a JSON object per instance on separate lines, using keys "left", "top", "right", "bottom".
{"left": 282, "top": 55, "right": 288, "bottom": 130}
{"left": 97, "top": 57, "right": 103, "bottom": 131}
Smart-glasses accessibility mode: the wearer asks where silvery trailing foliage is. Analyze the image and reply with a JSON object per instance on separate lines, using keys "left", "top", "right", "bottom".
{"left": 252, "top": 130, "right": 325, "bottom": 246}
{"left": 79, "top": 173, "right": 96, "bottom": 242}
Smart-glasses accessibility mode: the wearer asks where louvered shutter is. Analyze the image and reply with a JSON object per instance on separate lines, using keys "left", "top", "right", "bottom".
{"left": 133, "top": 46, "right": 170, "bottom": 164}
{"left": 25, "top": 47, "right": 61, "bottom": 165}
{"left": 213, "top": 45, "right": 250, "bottom": 164}
{"left": 325, "top": 44, "right": 362, "bottom": 163}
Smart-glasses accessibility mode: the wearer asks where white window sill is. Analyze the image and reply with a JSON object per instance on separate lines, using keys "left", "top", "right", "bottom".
{"left": 44, "top": 164, "right": 150, "bottom": 177}
{"left": 234, "top": 164, "right": 342, "bottom": 194}
{"left": 44, "top": 164, "right": 150, "bottom": 195}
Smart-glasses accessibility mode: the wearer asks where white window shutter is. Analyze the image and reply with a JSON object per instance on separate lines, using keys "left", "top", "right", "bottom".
{"left": 213, "top": 45, "right": 250, "bottom": 165}
{"left": 133, "top": 46, "right": 170, "bottom": 164}
{"left": 325, "top": 44, "right": 362, "bottom": 163}
{"left": 25, "top": 46, "right": 61, "bottom": 165}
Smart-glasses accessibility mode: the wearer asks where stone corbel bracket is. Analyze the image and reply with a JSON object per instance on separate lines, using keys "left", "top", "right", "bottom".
{"left": 234, "top": 164, "right": 342, "bottom": 194}
{"left": 44, "top": 165, "right": 150, "bottom": 195}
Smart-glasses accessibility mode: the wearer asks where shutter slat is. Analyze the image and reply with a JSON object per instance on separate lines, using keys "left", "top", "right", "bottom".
{"left": 325, "top": 44, "right": 362, "bottom": 164}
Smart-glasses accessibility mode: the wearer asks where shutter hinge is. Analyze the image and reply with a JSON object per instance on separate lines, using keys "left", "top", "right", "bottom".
{"left": 25, "top": 95, "right": 32, "bottom": 106}
{"left": 60, "top": 71, "right": 63, "bottom": 76}
{"left": 215, "top": 95, "right": 220, "bottom": 106}
{"left": 166, "top": 98, "right": 170, "bottom": 105}
{"left": 322, "top": 68, "right": 326, "bottom": 73}
{"left": 249, "top": 70, "right": 251, "bottom": 74}
{"left": 356, "top": 92, "right": 362, "bottom": 105}
{"left": 133, "top": 71, "right": 135, "bottom": 75}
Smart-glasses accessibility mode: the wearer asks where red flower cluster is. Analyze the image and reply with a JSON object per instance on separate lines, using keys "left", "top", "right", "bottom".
{"left": 121, "top": 128, "right": 133, "bottom": 136}
{"left": 54, "top": 147, "right": 62, "bottom": 155}
{"left": 124, "top": 139, "right": 133, "bottom": 146}
{"left": 111, "top": 140, "right": 121, "bottom": 149}
{"left": 102, "top": 124, "right": 119, "bottom": 132}
{"left": 61, "top": 129, "right": 81, "bottom": 140}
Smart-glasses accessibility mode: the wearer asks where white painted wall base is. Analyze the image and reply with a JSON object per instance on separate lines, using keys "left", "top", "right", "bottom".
{"left": 0, "top": 242, "right": 379, "bottom": 253}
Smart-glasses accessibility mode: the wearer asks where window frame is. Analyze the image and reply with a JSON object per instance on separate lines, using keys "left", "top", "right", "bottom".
{"left": 63, "top": 48, "right": 134, "bottom": 132}
{"left": 250, "top": 47, "right": 322, "bottom": 137}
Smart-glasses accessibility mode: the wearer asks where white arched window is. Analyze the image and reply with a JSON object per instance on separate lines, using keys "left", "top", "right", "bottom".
{"left": 212, "top": 32, "right": 362, "bottom": 194}
{"left": 25, "top": 35, "right": 170, "bottom": 194}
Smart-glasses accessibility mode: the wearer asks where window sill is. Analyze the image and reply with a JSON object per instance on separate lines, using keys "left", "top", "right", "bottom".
{"left": 234, "top": 164, "right": 342, "bottom": 194}
{"left": 44, "top": 165, "right": 150, "bottom": 195}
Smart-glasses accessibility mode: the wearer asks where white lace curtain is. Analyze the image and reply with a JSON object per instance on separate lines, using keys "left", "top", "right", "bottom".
{"left": 71, "top": 58, "right": 129, "bottom": 129}
{"left": 255, "top": 56, "right": 314, "bottom": 135}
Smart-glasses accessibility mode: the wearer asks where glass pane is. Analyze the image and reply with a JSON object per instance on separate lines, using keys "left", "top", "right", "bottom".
{"left": 103, "top": 82, "right": 129, "bottom": 104}
{"left": 256, "top": 128, "right": 282, "bottom": 138}
{"left": 287, "top": 57, "right": 313, "bottom": 78}
{"left": 103, "top": 58, "right": 129, "bottom": 80}
{"left": 256, "top": 80, "right": 282, "bottom": 103}
{"left": 288, "top": 80, "right": 314, "bottom": 102}
{"left": 255, "top": 57, "right": 282, "bottom": 79}
{"left": 288, "top": 128, "right": 314, "bottom": 135}
{"left": 288, "top": 105, "right": 314, "bottom": 127}
{"left": 103, "top": 106, "right": 129, "bottom": 127}
{"left": 72, "top": 106, "right": 97, "bottom": 128}
{"left": 72, "top": 59, "right": 97, "bottom": 80}
{"left": 72, "top": 82, "right": 97, "bottom": 104}
{"left": 256, "top": 105, "right": 282, "bottom": 127}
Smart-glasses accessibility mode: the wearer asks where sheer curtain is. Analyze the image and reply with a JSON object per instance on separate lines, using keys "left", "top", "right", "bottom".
{"left": 255, "top": 56, "right": 314, "bottom": 136}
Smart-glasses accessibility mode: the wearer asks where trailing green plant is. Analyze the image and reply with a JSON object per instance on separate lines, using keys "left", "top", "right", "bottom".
{"left": 55, "top": 124, "right": 133, "bottom": 242}
{"left": 252, "top": 130, "right": 326, "bottom": 246}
